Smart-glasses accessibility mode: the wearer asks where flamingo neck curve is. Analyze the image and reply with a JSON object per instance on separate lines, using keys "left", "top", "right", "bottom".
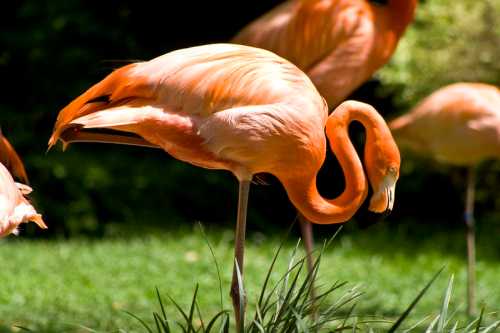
{"left": 281, "top": 101, "right": 389, "bottom": 225}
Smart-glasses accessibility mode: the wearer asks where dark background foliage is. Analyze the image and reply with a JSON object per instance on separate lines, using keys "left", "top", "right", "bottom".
{"left": 1, "top": 0, "right": 499, "bottom": 238}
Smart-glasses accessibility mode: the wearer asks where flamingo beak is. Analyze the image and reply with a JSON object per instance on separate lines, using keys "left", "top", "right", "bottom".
{"left": 368, "top": 174, "right": 397, "bottom": 214}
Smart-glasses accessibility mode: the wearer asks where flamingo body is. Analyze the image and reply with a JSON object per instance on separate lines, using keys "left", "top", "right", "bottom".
{"left": 389, "top": 82, "right": 500, "bottom": 316}
{"left": 390, "top": 83, "right": 500, "bottom": 166}
{"left": 233, "top": 0, "right": 417, "bottom": 108}
{"left": 49, "top": 44, "right": 400, "bottom": 327}
{"left": 49, "top": 44, "right": 400, "bottom": 224}
{"left": 50, "top": 45, "right": 327, "bottom": 181}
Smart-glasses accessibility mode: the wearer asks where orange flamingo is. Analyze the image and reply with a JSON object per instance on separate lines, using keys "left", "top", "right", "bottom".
{"left": 233, "top": 0, "right": 417, "bottom": 109}
{"left": 48, "top": 44, "right": 400, "bottom": 329}
{"left": 0, "top": 131, "right": 46, "bottom": 237}
{"left": 233, "top": 0, "right": 417, "bottom": 272}
{"left": 390, "top": 82, "right": 500, "bottom": 315}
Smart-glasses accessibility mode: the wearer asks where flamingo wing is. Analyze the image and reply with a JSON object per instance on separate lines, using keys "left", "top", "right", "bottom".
{"left": 49, "top": 44, "right": 326, "bottom": 174}
{"left": 233, "top": 0, "right": 378, "bottom": 107}
{"left": 306, "top": 15, "right": 376, "bottom": 107}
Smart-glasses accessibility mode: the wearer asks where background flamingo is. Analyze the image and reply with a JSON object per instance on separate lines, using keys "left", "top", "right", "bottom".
{"left": 233, "top": 0, "right": 417, "bottom": 109}
{"left": 0, "top": 131, "right": 46, "bottom": 237}
{"left": 390, "top": 82, "right": 500, "bottom": 315}
{"left": 49, "top": 44, "right": 400, "bottom": 329}
{"left": 233, "top": 0, "right": 417, "bottom": 273}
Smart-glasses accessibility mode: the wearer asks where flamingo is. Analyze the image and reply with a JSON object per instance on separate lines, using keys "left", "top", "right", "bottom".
{"left": 233, "top": 0, "right": 417, "bottom": 109}
{"left": 390, "top": 82, "right": 500, "bottom": 315}
{"left": 48, "top": 44, "right": 400, "bottom": 329}
{"left": 233, "top": 0, "right": 417, "bottom": 273}
{"left": 0, "top": 131, "right": 47, "bottom": 237}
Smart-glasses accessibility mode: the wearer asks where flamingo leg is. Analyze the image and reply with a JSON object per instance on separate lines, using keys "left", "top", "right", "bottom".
{"left": 298, "top": 214, "right": 316, "bottom": 291}
{"left": 298, "top": 214, "right": 319, "bottom": 319}
{"left": 231, "top": 179, "right": 250, "bottom": 332}
{"left": 465, "top": 167, "right": 476, "bottom": 316}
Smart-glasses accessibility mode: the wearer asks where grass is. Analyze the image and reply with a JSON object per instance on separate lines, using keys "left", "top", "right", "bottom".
{"left": 0, "top": 222, "right": 498, "bottom": 332}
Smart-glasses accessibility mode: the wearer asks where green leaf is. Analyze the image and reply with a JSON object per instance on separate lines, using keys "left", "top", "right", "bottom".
{"left": 124, "top": 310, "right": 154, "bottom": 333}
{"left": 437, "top": 275, "right": 454, "bottom": 332}
{"left": 388, "top": 267, "right": 444, "bottom": 333}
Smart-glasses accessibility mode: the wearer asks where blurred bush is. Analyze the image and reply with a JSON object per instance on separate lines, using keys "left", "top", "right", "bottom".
{"left": 0, "top": 0, "right": 498, "bottom": 237}
{"left": 379, "top": 0, "right": 500, "bottom": 104}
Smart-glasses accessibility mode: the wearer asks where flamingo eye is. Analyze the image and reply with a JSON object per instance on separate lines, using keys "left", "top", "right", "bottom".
{"left": 388, "top": 166, "right": 398, "bottom": 175}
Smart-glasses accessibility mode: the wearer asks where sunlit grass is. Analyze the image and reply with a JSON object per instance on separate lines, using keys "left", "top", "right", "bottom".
{"left": 0, "top": 222, "right": 498, "bottom": 332}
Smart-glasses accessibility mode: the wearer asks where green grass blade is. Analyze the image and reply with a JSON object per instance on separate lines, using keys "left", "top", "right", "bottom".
{"left": 437, "top": 274, "right": 454, "bottom": 332}
{"left": 481, "top": 320, "right": 500, "bottom": 333}
{"left": 259, "top": 259, "right": 306, "bottom": 321}
{"left": 256, "top": 223, "right": 295, "bottom": 309}
{"left": 162, "top": 320, "right": 171, "bottom": 333}
{"left": 402, "top": 315, "right": 432, "bottom": 332}
{"left": 277, "top": 239, "right": 301, "bottom": 310}
{"left": 425, "top": 315, "right": 440, "bottom": 333}
{"left": 252, "top": 304, "right": 265, "bottom": 330}
{"left": 154, "top": 313, "right": 171, "bottom": 333}
{"left": 449, "top": 321, "right": 458, "bottom": 333}
{"left": 205, "top": 311, "right": 229, "bottom": 333}
{"left": 234, "top": 258, "right": 245, "bottom": 333}
{"left": 199, "top": 222, "right": 225, "bottom": 312}
{"left": 464, "top": 318, "right": 480, "bottom": 332}
{"left": 218, "top": 314, "right": 230, "bottom": 333}
{"left": 195, "top": 301, "right": 205, "bottom": 332}
{"left": 153, "top": 313, "right": 163, "bottom": 333}
{"left": 323, "top": 226, "right": 343, "bottom": 250}
{"left": 339, "top": 303, "right": 357, "bottom": 332}
{"left": 156, "top": 287, "right": 168, "bottom": 322}
{"left": 187, "top": 284, "right": 200, "bottom": 332}
{"left": 166, "top": 293, "right": 191, "bottom": 327}
{"left": 67, "top": 324, "right": 105, "bottom": 333}
{"left": 272, "top": 259, "right": 305, "bottom": 327}
{"left": 12, "top": 327, "right": 33, "bottom": 332}
{"left": 351, "top": 316, "right": 358, "bottom": 333}
{"left": 124, "top": 310, "right": 154, "bottom": 333}
{"left": 291, "top": 308, "right": 309, "bottom": 333}
{"left": 388, "top": 267, "right": 444, "bottom": 333}
{"left": 175, "top": 321, "right": 188, "bottom": 333}
{"left": 474, "top": 307, "right": 485, "bottom": 333}
{"left": 250, "top": 320, "right": 266, "bottom": 333}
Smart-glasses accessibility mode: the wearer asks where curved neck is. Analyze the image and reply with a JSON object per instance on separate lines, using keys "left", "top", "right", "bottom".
{"left": 281, "top": 101, "right": 387, "bottom": 224}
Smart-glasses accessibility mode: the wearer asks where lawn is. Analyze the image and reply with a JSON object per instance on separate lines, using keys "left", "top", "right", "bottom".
{"left": 0, "top": 221, "right": 498, "bottom": 332}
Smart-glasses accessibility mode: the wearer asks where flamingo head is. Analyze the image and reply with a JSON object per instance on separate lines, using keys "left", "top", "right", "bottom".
{"left": 364, "top": 130, "right": 401, "bottom": 214}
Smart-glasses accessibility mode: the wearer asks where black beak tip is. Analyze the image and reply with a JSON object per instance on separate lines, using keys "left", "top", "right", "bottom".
{"left": 381, "top": 208, "right": 392, "bottom": 219}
